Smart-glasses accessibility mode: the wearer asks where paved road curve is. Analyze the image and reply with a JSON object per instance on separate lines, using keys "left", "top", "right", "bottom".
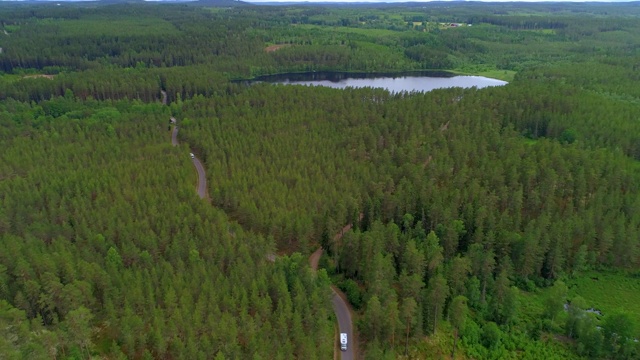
{"left": 310, "top": 248, "right": 356, "bottom": 360}
{"left": 332, "top": 287, "right": 355, "bottom": 360}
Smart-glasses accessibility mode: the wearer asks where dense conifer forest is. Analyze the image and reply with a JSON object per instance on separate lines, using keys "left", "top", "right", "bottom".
{"left": 1, "top": 1, "right": 640, "bottom": 359}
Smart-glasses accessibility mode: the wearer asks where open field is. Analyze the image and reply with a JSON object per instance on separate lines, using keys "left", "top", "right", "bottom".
{"left": 451, "top": 69, "right": 517, "bottom": 82}
{"left": 295, "top": 24, "right": 405, "bottom": 38}
{"left": 567, "top": 271, "right": 640, "bottom": 336}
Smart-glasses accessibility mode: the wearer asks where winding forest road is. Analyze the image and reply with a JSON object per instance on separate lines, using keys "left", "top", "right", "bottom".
{"left": 170, "top": 118, "right": 206, "bottom": 199}
{"left": 165, "top": 91, "right": 207, "bottom": 197}
{"left": 332, "top": 291, "right": 354, "bottom": 360}
{"left": 167, "top": 104, "right": 355, "bottom": 358}
{"left": 310, "top": 222, "right": 359, "bottom": 360}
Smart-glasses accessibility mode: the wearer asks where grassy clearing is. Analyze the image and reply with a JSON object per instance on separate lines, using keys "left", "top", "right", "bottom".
{"left": 566, "top": 271, "right": 640, "bottom": 335}
{"left": 518, "top": 288, "right": 547, "bottom": 323}
{"left": 3, "top": 24, "right": 19, "bottom": 33}
{"left": 405, "top": 324, "right": 464, "bottom": 360}
{"left": 519, "top": 272, "right": 640, "bottom": 319}
{"left": 475, "top": 69, "right": 516, "bottom": 82}
{"left": 521, "top": 29, "right": 557, "bottom": 35}
{"left": 400, "top": 286, "right": 585, "bottom": 359}
{"left": 451, "top": 68, "right": 516, "bottom": 82}
{"left": 296, "top": 24, "right": 403, "bottom": 38}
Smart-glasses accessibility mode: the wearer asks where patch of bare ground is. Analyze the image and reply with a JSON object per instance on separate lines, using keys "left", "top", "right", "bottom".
{"left": 552, "top": 334, "right": 575, "bottom": 345}
{"left": 333, "top": 213, "right": 364, "bottom": 242}
{"left": 264, "top": 44, "right": 290, "bottom": 53}
{"left": 422, "top": 155, "right": 433, "bottom": 168}
{"left": 23, "top": 74, "right": 55, "bottom": 80}
{"left": 309, "top": 248, "right": 322, "bottom": 271}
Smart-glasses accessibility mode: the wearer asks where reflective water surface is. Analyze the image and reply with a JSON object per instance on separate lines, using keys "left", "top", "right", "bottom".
{"left": 251, "top": 71, "right": 507, "bottom": 92}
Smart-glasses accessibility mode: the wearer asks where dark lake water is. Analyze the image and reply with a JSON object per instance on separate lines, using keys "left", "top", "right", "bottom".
{"left": 250, "top": 71, "right": 507, "bottom": 93}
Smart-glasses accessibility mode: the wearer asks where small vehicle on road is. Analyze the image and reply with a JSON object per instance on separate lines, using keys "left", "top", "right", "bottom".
{"left": 190, "top": 153, "right": 195, "bottom": 159}
{"left": 340, "top": 333, "right": 347, "bottom": 351}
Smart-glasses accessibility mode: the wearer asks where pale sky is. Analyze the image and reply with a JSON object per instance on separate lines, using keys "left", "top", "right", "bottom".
{"left": 1, "top": 0, "right": 634, "bottom": 2}
{"left": 246, "top": 0, "right": 632, "bottom": 2}
{"left": 0, "top": 0, "right": 633, "bottom": 2}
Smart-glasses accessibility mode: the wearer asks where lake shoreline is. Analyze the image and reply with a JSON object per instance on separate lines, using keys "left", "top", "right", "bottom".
{"left": 238, "top": 70, "right": 507, "bottom": 93}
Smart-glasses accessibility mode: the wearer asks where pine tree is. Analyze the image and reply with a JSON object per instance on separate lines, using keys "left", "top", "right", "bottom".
{"left": 449, "top": 296, "right": 468, "bottom": 359}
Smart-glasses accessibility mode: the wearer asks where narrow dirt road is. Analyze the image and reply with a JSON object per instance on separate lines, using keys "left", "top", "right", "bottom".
{"left": 171, "top": 124, "right": 179, "bottom": 147}
{"left": 167, "top": 97, "right": 354, "bottom": 357}
{"left": 309, "top": 248, "right": 322, "bottom": 271}
{"left": 169, "top": 117, "right": 205, "bottom": 199}
{"left": 193, "top": 156, "right": 207, "bottom": 200}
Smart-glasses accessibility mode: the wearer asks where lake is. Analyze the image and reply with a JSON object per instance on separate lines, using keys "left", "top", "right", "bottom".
{"left": 250, "top": 71, "right": 507, "bottom": 93}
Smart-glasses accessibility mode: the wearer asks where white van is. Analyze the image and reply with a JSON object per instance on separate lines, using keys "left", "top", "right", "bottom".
{"left": 340, "top": 333, "right": 347, "bottom": 351}
{"left": 190, "top": 153, "right": 195, "bottom": 159}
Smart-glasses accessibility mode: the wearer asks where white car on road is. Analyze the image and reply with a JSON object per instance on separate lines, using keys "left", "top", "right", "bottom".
{"left": 340, "top": 333, "right": 347, "bottom": 351}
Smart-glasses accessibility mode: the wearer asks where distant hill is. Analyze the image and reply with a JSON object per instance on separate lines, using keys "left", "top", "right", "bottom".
{"left": 192, "top": 0, "right": 250, "bottom": 6}
{"left": 0, "top": 0, "right": 251, "bottom": 7}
